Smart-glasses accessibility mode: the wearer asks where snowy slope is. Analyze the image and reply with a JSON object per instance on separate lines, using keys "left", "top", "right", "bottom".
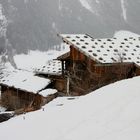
{"left": 0, "top": 76, "right": 140, "bottom": 140}
{"left": 14, "top": 47, "right": 69, "bottom": 71}
{"left": 1, "top": 0, "right": 140, "bottom": 52}
{"left": 0, "top": 3, "right": 7, "bottom": 37}
{"left": 114, "top": 30, "right": 140, "bottom": 38}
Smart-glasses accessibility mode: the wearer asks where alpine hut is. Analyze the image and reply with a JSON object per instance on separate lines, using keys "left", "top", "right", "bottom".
{"left": 58, "top": 34, "right": 140, "bottom": 95}
{"left": 0, "top": 70, "right": 57, "bottom": 111}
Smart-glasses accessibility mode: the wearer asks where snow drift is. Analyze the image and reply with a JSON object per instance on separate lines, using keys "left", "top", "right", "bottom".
{"left": 0, "top": 76, "right": 140, "bottom": 140}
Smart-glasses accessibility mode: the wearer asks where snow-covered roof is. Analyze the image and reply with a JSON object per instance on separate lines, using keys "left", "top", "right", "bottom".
{"left": 57, "top": 52, "right": 70, "bottom": 60}
{"left": 34, "top": 60, "right": 62, "bottom": 76}
{"left": 39, "top": 89, "right": 57, "bottom": 97}
{"left": 0, "top": 70, "right": 51, "bottom": 93}
{"left": 59, "top": 34, "right": 140, "bottom": 66}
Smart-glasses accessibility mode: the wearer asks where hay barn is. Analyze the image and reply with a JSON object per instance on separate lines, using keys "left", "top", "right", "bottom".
{"left": 0, "top": 70, "right": 57, "bottom": 112}
{"left": 57, "top": 34, "right": 140, "bottom": 95}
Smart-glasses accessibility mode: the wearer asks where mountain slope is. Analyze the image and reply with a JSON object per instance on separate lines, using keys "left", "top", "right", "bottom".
{"left": 0, "top": 0, "right": 140, "bottom": 52}
{"left": 0, "top": 76, "right": 140, "bottom": 140}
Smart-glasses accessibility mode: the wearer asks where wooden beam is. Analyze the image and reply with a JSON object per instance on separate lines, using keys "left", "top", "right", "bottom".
{"left": 62, "top": 60, "right": 65, "bottom": 75}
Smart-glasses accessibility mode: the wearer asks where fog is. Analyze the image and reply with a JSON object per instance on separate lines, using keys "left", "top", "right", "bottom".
{"left": 0, "top": 0, "right": 140, "bottom": 53}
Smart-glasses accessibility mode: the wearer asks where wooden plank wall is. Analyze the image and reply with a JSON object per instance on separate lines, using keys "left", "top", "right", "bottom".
{"left": 70, "top": 45, "right": 86, "bottom": 61}
{"left": 1, "top": 86, "right": 43, "bottom": 110}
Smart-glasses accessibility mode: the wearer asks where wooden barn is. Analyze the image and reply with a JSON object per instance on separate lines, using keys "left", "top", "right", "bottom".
{"left": 0, "top": 70, "right": 58, "bottom": 112}
{"left": 57, "top": 34, "right": 140, "bottom": 95}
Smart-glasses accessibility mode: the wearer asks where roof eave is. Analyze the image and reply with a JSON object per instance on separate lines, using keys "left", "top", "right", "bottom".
{"left": 58, "top": 34, "right": 102, "bottom": 64}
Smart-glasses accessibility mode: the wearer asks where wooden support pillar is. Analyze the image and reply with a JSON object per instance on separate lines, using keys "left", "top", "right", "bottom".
{"left": 66, "top": 76, "right": 70, "bottom": 96}
{"left": 62, "top": 60, "right": 65, "bottom": 75}
{"left": 16, "top": 89, "right": 19, "bottom": 97}
{"left": 15, "top": 88, "right": 19, "bottom": 110}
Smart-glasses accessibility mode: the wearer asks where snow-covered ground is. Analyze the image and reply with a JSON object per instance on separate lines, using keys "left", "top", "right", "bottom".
{"left": 114, "top": 30, "right": 140, "bottom": 38}
{"left": 0, "top": 106, "right": 6, "bottom": 112}
{"left": 0, "top": 76, "right": 140, "bottom": 140}
{"left": 14, "top": 47, "right": 69, "bottom": 72}
{"left": 0, "top": 31, "right": 140, "bottom": 139}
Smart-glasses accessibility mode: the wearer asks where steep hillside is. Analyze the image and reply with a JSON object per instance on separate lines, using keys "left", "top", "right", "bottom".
{"left": 0, "top": 76, "right": 140, "bottom": 140}
{"left": 0, "top": 0, "right": 140, "bottom": 52}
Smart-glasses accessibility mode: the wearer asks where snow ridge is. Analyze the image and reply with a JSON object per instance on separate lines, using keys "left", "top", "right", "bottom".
{"left": 120, "top": 0, "right": 127, "bottom": 22}
{"left": 0, "top": 4, "right": 8, "bottom": 37}
{"left": 1, "top": 76, "right": 140, "bottom": 140}
{"left": 58, "top": 0, "right": 63, "bottom": 11}
{"left": 95, "top": 0, "right": 100, "bottom": 4}
{"left": 79, "top": 0, "right": 94, "bottom": 13}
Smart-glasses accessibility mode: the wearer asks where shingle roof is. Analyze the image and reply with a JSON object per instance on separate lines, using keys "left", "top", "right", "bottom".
{"left": 34, "top": 60, "right": 62, "bottom": 76}
{"left": 0, "top": 70, "right": 51, "bottom": 93}
{"left": 59, "top": 34, "right": 140, "bottom": 66}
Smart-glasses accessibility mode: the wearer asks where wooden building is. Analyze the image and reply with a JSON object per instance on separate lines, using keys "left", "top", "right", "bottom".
{"left": 57, "top": 34, "right": 140, "bottom": 95}
{"left": 0, "top": 70, "right": 58, "bottom": 112}
{"left": 35, "top": 60, "right": 68, "bottom": 95}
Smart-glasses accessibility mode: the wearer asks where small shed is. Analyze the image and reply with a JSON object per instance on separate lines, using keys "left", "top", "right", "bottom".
{"left": 58, "top": 34, "right": 140, "bottom": 95}
{"left": 0, "top": 70, "right": 57, "bottom": 111}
